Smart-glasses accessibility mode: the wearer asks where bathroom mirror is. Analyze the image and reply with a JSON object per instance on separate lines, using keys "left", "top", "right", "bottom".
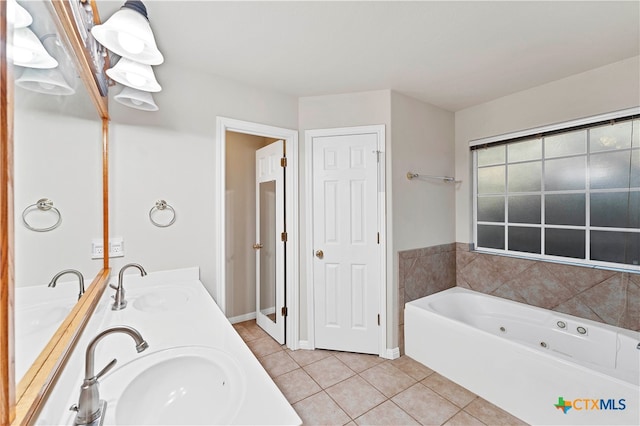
{"left": 13, "top": 0, "right": 102, "bottom": 383}
{"left": 1, "top": 1, "right": 111, "bottom": 424}
{"left": 259, "top": 180, "right": 277, "bottom": 323}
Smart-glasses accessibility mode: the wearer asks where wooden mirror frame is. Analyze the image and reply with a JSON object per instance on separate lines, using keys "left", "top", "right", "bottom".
{"left": 1, "top": 1, "right": 111, "bottom": 424}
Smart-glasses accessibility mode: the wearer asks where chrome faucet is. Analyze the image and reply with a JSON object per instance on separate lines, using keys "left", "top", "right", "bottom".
{"left": 111, "top": 263, "right": 147, "bottom": 310}
{"left": 49, "top": 269, "right": 85, "bottom": 301}
{"left": 71, "top": 326, "right": 149, "bottom": 425}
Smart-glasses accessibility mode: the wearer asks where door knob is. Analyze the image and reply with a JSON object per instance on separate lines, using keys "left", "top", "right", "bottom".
{"left": 253, "top": 243, "right": 263, "bottom": 250}
{"left": 315, "top": 250, "right": 324, "bottom": 259}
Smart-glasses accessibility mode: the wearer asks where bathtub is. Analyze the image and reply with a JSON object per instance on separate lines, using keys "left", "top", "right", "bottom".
{"left": 405, "top": 287, "right": 640, "bottom": 426}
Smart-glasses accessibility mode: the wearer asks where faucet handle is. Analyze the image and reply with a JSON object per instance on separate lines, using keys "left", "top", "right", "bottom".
{"left": 109, "top": 284, "right": 118, "bottom": 290}
{"left": 95, "top": 358, "right": 117, "bottom": 381}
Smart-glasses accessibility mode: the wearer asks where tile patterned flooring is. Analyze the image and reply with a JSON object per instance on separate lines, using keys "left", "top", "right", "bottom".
{"left": 233, "top": 320, "right": 528, "bottom": 426}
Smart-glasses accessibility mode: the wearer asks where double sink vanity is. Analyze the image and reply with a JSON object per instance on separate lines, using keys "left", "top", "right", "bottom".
{"left": 0, "top": 1, "right": 301, "bottom": 424}
{"left": 3, "top": 2, "right": 302, "bottom": 424}
{"left": 33, "top": 266, "right": 301, "bottom": 425}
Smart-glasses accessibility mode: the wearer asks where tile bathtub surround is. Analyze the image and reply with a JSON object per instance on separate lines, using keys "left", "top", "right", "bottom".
{"left": 399, "top": 243, "right": 457, "bottom": 303}
{"left": 456, "top": 244, "right": 640, "bottom": 332}
{"left": 234, "top": 320, "right": 527, "bottom": 425}
{"left": 398, "top": 243, "right": 457, "bottom": 353}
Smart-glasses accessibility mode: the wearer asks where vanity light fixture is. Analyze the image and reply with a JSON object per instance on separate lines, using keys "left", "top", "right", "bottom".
{"left": 16, "top": 67, "right": 75, "bottom": 96}
{"left": 10, "top": 0, "right": 33, "bottom": 29}
{"left": 114, "top": 86, "right": 159, "bottom": 111}
{"left": 106, "top": 57, "right": 161, "bottom": 92}
{"left": 15, "top": 34, "right": 76, "bottom": 96}
{"left": 90, "top": 0, "right": 164, "bottom": 65}
{"left": 13, "top": 27, "right": 58, "bottom": 69}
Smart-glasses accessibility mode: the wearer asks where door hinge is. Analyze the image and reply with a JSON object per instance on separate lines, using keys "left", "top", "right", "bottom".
{"left": 377, "top": 314, "right": 380, "bottom": 326}
{"left": 377, "top": 232, "right": 380, "bottom": 244}
{"left": 281, "top": 306, "right": 288, "bottom": 317}
{"left": 281, "top": 157, "right": 287, "bottom": 167}
{"left": 281, "top": 231, "right": 288, "bottom": 242}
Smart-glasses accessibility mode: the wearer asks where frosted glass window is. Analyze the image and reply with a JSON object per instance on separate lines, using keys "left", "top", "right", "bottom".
{"left": 590, "top": 121, "right": 633, "bottom": 152}
{"left": 477, "top": 225, "right": 504, "bottom": 249}
{"left": 508, "top": 195, "right": 541, "bottom": 224}
{"left": 545, "top": 130, "right": 586, "bottom": 158}
{"left": 508, "top": 227, "right": 540, "bottom": 254}
{"left": 546, "top": 229, "right": 585, "bottom": 259}
{"left": 473, "top": 112, "right": 639, "bottom": 270}
{"left": 508, "top": 161, "right": 541, "bottom": 192}
{"left": 590, "top": 192, "right": 640, "bottom": 229}
{"left": 545, "top": 194, "right": 585, "bottom": 226}
{"left": 590, "top": 150, "right": 640, "bottom": 189}
{"left": 477, "top": 196, "right": 505, "bottom": 222}
{"left": 545, "top": 156, "right": 586, "bottom": 191}
{"left": 591, "top": 231, "right": 640, "bottom": 266}
{"left": 477, "top": 145, "right": 505, "bottom": 166}
{"left": 508, "top": 139, "right": 541, "bottom": 162}
{"left": 478, "top": 165, "right": 505, "bottom": 194}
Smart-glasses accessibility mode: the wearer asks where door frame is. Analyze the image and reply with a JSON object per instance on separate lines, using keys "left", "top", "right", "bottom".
{"left": 305, "top": 125, "right": 387, "bottom": 357}
{"left": 216, "top": 117, "right": 299, "bottom": 349}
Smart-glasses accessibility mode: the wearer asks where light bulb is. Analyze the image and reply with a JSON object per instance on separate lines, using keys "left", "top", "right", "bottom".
{"left": 118, "top": 32, "right": 145, "bottom": 54}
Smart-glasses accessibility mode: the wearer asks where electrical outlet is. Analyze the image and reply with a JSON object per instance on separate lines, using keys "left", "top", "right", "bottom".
{"left": 91, "top": 239, "right": 104, "bottom": 259}
{"left": 109, "top": 237, "right": 125, "bottom": 258}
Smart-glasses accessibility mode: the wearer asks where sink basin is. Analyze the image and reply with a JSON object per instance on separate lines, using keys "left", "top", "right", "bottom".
{"left": 131, "top": 286, "right": 192, "bottom": 313}
{"left": 103, "top": 346, "right": 246, "bottom": 425}
{"left": 16, "top": 302, "right": 73, "bottom": 336}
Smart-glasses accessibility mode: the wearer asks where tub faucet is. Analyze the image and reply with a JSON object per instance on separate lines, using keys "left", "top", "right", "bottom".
{"left": 49, "top": 269, "right": 85, "bottom": 301}
{"left": 111, "top": 263, "right": 147, "bottom": 310}
{"left": 71, "top": 326, "right": 149, "bottom": 425}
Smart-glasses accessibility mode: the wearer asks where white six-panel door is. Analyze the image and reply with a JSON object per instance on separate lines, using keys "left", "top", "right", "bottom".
{"left": 312, "top": 132, "right": 380, "bottom": 354}
{"left": 255, "top": 140, "right": 286, "bottom": 344}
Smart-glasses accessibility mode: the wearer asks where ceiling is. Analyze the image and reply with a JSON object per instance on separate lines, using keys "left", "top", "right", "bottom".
{"left": 96, "top": 1, "right": 640, "bottom": 112}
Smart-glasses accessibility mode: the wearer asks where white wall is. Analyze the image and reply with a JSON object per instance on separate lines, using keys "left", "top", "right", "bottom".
{"left": 455, "top": 56, "right": 640, "bottom": 244}
{"left": 390, "top": 92, "right": 455, "bottom": 251}
{"left": 109, "top": 63, "right": 299, "bottom": 139}
{"left": 109, "top": 67, "right": 298, "bottom": 301}
{"left": 14, "top": 109, "right": 102, "bottom": 287}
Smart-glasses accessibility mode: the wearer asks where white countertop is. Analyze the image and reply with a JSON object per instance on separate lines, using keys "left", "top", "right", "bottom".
{"left": 35, "top": 267, "right": 301, "bottom": 425}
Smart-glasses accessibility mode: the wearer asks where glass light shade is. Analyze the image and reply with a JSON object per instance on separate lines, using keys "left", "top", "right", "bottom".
{"left": 10, "top": 0, "right": 33, "bottom": 28}
{"left": 16, "top": 67, "right": 75, "bottom": 95}
{"left": 106, "top": 57, "right": 161, "bottom": 92}
{"left": 13, "top": 28, "right": 58, "bottom": 69}
{"left": 114, "top": 86, "right": 159, "bottom": 111}
{"left": 91, "top": 2, "right": 164, "bottom": 65}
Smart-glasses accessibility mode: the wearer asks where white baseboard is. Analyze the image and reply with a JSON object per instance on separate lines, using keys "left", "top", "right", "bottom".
{"left": 383, "top": 347, "right": 400, "bottom": 360}
{"left": 297, "top": 340, "right": 314, "bottom": 350}
{"left": 228, "top": 311, "right": 257, "bottom": 324}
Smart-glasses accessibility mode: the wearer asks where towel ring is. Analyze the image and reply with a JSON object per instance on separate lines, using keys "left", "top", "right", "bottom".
{"left": 149, "top": 200, "right": 176, "bottom": 227}
{"left": 22, "top": 198, "right": 62, "bottom": 232}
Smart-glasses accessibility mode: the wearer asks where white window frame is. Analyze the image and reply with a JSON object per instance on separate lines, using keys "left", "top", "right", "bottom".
{"left": 470, "top": 107, "right": 640, "bottom": 273}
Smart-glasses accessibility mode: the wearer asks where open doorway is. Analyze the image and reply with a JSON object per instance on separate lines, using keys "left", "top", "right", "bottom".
{"left": 224, "top": 131, "right": 278, "bottom": 316}
{"left": 215, "top": 117, "right": 299, "bottom": 349}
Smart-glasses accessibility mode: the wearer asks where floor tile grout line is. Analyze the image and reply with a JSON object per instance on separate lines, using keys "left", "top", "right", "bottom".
{"left": 241, "top": 320, "right": 497, "bottom": 426}
{"left": 458, "top": 408, "right": 489, "bottom": 426}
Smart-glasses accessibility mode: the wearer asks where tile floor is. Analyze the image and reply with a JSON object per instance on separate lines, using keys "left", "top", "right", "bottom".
{"left": 233, "top": 320, "right": 528, "bottom": 426}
